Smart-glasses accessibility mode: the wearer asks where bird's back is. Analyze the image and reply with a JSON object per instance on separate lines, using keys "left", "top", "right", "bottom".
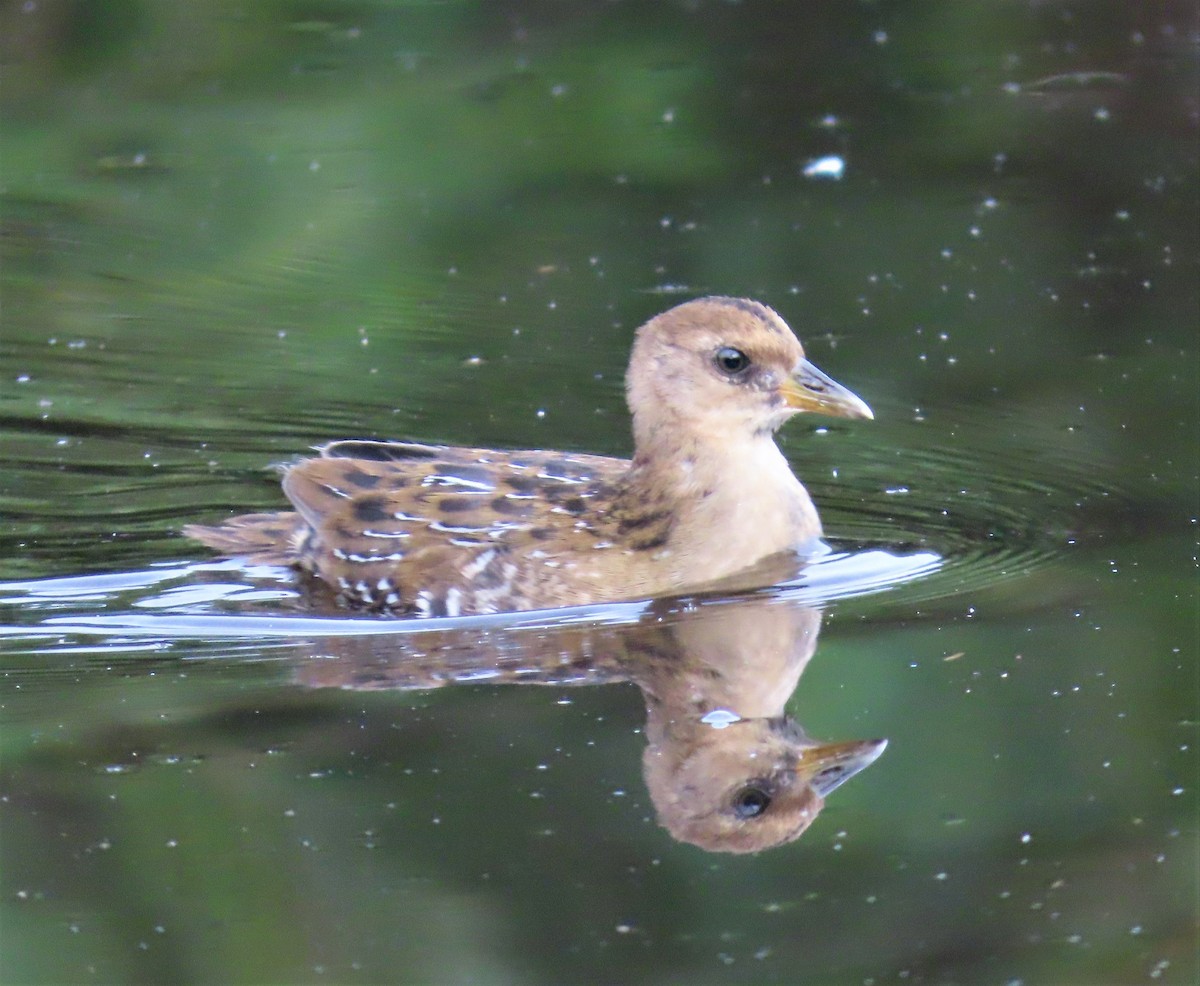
{"left": 187, "top": 440, "right": 635, "bottom": 615}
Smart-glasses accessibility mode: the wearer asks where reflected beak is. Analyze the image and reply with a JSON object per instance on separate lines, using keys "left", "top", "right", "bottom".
{"left": 799, "top": 737, "right": 888, "bottom": 797}
{"left": 781, "top": 358, "right": 874, "bottom": 420}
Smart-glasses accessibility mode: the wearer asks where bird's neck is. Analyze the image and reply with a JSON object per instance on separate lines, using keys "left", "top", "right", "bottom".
{"left": 617, "top": 427, "right": 821, "bottom": 585}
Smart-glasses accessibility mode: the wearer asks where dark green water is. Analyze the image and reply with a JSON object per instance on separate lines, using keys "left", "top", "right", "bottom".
{"left": 2, "top": 3, "right": 1197, "bottom": 984}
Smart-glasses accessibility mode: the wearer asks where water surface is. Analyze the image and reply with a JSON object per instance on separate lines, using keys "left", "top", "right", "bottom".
{"left": 2, "top": 4, "right": 1196, "bottom": 984}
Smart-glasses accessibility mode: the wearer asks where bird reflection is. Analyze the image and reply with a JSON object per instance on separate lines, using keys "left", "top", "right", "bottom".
{"left": 295, "top": 595, "right": 885, "bottom": 854}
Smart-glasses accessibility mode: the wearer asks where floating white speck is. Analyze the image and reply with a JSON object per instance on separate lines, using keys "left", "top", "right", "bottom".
{"left": 802, "top": 155, "right": 845, "bottom": 180}
{"left": 701, "top": 708, "right": 742, "bottom": 729}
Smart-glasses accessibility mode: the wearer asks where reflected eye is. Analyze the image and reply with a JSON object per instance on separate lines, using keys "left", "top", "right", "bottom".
{"left": 714, "top": 347, "right": 751, "bottom": 377}
{"left": 732, "top": 785, "right": 771, "bottom": 819}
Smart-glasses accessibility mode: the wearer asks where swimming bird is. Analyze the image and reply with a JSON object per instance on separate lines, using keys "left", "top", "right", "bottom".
{"left": 184, "top": 296, "right": 872, "bottom": 616}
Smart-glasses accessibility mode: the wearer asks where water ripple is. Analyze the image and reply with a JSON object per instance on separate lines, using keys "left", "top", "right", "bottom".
{"left": 807, "top": 410, "right": 1129, "bottom": 608}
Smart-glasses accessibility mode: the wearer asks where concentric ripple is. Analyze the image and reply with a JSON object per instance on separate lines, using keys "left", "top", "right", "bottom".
{"left": 804, "top": 405, "right": 1132, "bottom": 609}
{"left": 1, "top": 396, "right": 1131, "bottom": 647}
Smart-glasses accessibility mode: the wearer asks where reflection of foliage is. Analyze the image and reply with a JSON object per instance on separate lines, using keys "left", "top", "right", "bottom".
{"left": 0, "top": 4, "right": 1197, "bottom": 985}
{"left": 2, "top": 1, "right": 1194, "bottom": 385}
{"left": 1, "top": 4, "right": 723, "bottom": 340}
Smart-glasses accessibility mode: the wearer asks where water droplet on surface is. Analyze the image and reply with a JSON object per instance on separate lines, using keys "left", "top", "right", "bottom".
{"left": 802, "top": 155, "right": 845, "bottom": 180}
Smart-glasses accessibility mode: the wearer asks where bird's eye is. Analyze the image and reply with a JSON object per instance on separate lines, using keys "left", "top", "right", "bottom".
{"left": 714, "top": 347, "right": 751, "bottom": 377}
{"left": 732, "top": 785, "right": 772, "bottom": 819}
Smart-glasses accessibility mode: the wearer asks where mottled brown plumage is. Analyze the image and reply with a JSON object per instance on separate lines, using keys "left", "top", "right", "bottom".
{"left": 184, "top": 296, "right": 872, "bottom": 616}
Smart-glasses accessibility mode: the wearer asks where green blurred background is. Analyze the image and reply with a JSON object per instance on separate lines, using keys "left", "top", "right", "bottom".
{"left": 1, "top": 2, "right": 1197, "bottom": 983}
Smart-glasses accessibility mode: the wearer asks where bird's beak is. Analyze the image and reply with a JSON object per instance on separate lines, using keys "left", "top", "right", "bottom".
{"left": 799, "top": 737, "right": 888, "bottom": 797}
{"left": 781, "top": 358, "right": 874, "bottom": 420}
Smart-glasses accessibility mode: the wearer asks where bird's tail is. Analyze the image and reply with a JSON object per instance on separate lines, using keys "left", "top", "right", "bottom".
{"left": 182, "top": 512, "right": 303, "bottom": 566}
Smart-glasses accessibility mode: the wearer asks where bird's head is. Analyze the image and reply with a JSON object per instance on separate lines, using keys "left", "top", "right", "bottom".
{"left": 626, "top": 297, "right": 872, "bottom": 448}
{"left": 643, "top": 715, "right": 886, "bottom": 854}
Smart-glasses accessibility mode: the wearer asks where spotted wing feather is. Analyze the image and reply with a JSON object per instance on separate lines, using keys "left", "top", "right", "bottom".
{"left": 281, "top": 442, "right": 628, "bottom": 614}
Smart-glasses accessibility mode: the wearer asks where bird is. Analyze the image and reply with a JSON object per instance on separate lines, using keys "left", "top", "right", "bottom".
{"left": 292, "top": 595, "right": 887, "bottom": 854}
{"left": 184, "top": 296, "right": 873, "bottom": 616}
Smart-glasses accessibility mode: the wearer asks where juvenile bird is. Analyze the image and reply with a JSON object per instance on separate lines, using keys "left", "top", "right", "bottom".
{"left": 184, "top": 297, "right": 872, "bottom": 615}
